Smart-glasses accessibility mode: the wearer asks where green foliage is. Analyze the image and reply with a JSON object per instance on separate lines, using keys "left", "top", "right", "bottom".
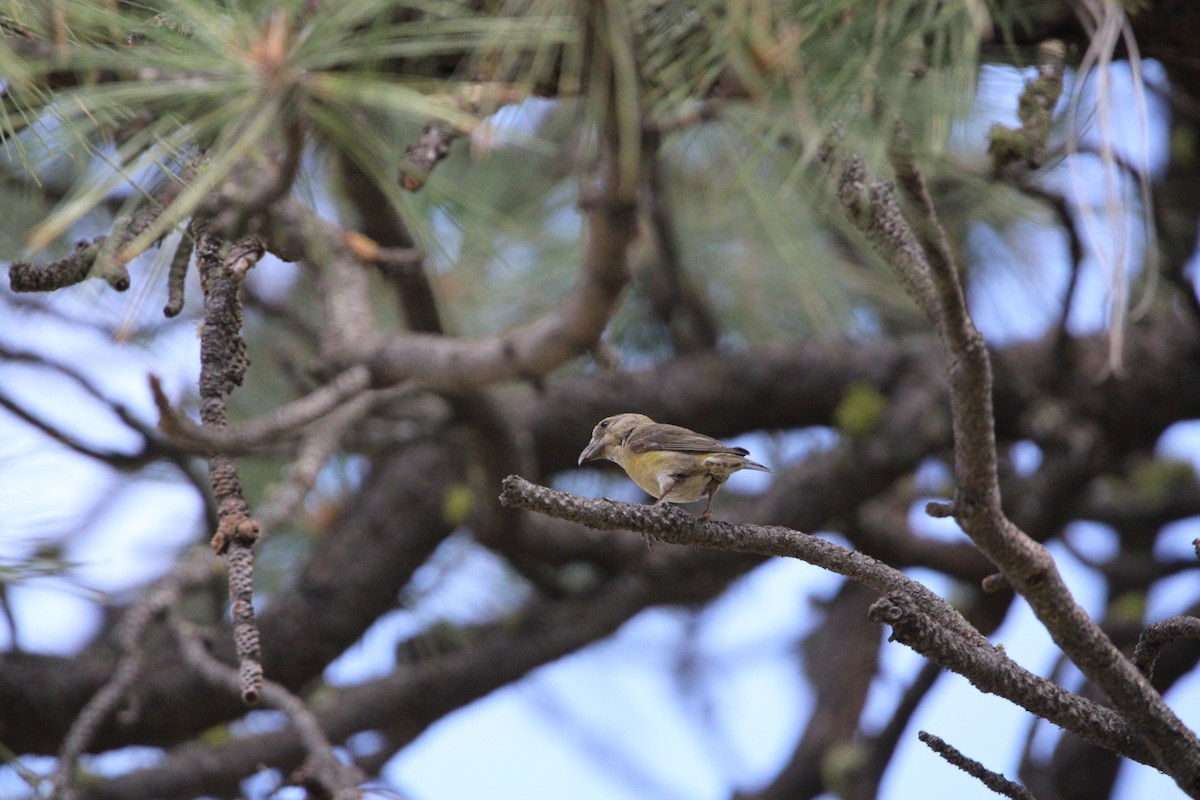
{"left": 629, "top": 0, "right": 726, "bottom": 113}
{"left": 1170, "top": 124, "right": 1197, "bottom": 169}
{"left": 442, "top": 483, "right": 476, "bottom": 526}
{"left": 0, "top": 0, "right": 1040, "bottom": 349}
{"left": 1129, "top": 457, "right": 1198, "bottom": 499}
{"left": 1109, "top": 590, "right": 1147, "bottom": 625}
{"left": 821, "top": 741, "right": 869, "bottom": 798}
{"left": 834, "top": 381, "right": 888, "bottom": 437}
{"left": 0, "top": 0, "right": 576, "bottom": 259}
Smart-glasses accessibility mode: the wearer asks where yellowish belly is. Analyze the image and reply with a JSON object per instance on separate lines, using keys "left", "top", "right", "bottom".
{"left": 614, "top": 449, "right": 726, "bottom": 503}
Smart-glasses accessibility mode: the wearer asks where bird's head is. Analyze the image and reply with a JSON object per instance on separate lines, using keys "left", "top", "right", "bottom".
{"left": 578, "top": 413, "right": 653, "bottom": 465}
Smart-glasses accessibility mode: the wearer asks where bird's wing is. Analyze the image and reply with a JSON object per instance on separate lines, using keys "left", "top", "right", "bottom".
{"left": 626, "top": 424, "right": 749, "bottom": 455}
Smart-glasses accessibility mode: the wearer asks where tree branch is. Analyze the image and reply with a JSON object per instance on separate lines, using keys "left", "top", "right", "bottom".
{"left": 167, "top": 611, "right": 362, "bottom": 800}
{"left": 363, "top": 151, "right": 635, "bottom": 388}
{"left": 838, "top": 150, "right": 1200, "bottom": 793}
{"left": 150, "top": 366, "right": 374, "bottom": 456}
{"left": 498, "top": 476, "right": 1160, "bottom": 768}
{"left": 82, "top": 549, "right": 727, "bottom": 800}
{"left": 1133, "top": 616, "right": 1200, "bottom": 681}
{"left": 919, "top": 731, "right": 1038, "bottom": 800}
{"left": 51, "top": 554, "right": 215, "bottom": 800}
{"left": 194, "top": 228, "right": 264, "bottom": 705}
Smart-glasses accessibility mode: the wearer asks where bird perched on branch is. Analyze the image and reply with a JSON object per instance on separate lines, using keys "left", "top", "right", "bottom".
{"left": 578, "top": 413, "right": 770, "bottom": 518}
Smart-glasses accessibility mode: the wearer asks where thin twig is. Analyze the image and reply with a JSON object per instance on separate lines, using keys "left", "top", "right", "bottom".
{"left": 1022, "top": 186, "right": 1083, "bottom": 359}
{"left": 641, "top": 136, "right": 719, "bottom": 353}
{"left": 51, "top": 554, "right": 214, "bottom": 800}
{"left": 1133, "top": 616, "right": 1200, "bottom": 681}
{"left": 8, "top": 237, "right": 121, "bottom": 293}
{"left": 168, "top": 611, "right": 363, "bottom": 800}
{"left": 255, "top": 388, "right": 396, "bottom": 534}
{"left": 163, "top": 220, "right": 198, "bottom": 317}
{"left": 150, "top": 365, "right": 372, "bottom": 455}
{"left": 859, "top": 661, "right": 943, "bottom": 794}
{"left": 919, "top": 731, "right": 1038, "bottom": 800}
{"left": 0, "top": 392, "right": 160, "bottom": 470}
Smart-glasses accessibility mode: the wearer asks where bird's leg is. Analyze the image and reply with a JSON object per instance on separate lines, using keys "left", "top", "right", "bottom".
{"left": 655, "top": 474, "right": 679, "bottom": 504}
{"left": 642, "top": 508, "right": 662, "bottom": 549}
{"left": 700, "top": 479, "right": 720, "bottom": 519}
{"left": 644, "top": 479, "right": 680, "bottom": 549}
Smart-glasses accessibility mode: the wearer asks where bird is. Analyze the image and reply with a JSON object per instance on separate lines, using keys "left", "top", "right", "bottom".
{"left": 577, "top": 413, "right": 770, "bottom": 519}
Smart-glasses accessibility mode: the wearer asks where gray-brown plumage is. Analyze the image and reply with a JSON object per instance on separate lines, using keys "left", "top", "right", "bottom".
{"left": 578, "top": 413, "right": 770, "bottom": 518}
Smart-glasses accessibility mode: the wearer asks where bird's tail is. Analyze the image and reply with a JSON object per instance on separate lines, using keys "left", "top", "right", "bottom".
{"left": 705, "top": 454, "right": 772, "bottom": 478}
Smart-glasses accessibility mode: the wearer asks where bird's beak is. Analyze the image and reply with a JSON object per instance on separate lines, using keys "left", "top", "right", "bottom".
{"left": 578, "top": 438, "right": 605, "bottom": 465}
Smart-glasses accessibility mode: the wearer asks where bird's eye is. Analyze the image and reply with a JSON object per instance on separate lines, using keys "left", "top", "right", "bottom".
{"left": 599, "top": 420, "right": 609, "bottom": 429}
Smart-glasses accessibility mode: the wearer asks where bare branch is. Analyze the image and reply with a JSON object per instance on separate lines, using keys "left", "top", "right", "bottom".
{"left": 336, "top": 153, "right": 441, "bottom": 334}
{"left": 363, "top": 171, "right": 635, "bottom": 389}
{"left": 499, "top": 476, "right": 1160, "bottom": 768}
{"left": 0, "top": 391, "right": 159, "bottom": 470}
{"left": 639, "top": 136, "right": 719, "bottom": 353}
{"left": 0, "top": 343, "right": 192, "bottom": 472}
{"left": 8, "top": 237, "right": 126, "bottom": 293}
{"left": 194, "top": 228, "right": 264, "bottom": 705}
{"left": 1133, "top": 616, "right": 1200, "bottom": 681}
{"left": 836, "top": 156, "right": 941, "bottom": 323}
{"left": 750, "top": 580, "right": 882, "bottom": 800}
{"left": 83, "top": 551, "right": 701, "bottom": 800}
{"left": 1021, "top": 186, "right": 1084, "bottom": 358}
{"left": 316, "top": 245, "right": 379, "bottom": 366}
{"left": 838, "top": 150, "right": 1200, "bottom": 793}
{"left": 168, "top": 612, "right": 363, "bottom": 800}
{"left": 919, "top": 731, "right": 1039, "bottom": 800}
{"left": 254, "top": 390, "right": 380, "bottom": 534}
{"left": 150, "top": 366, "right": 374, "bottom": 456}
{"left": 52, "top": 554, "right": 214, "bottom": 800}
{"left": 163, "top": 219, "right": 200, "bottom": 318}
{"left": 856, "top": 661, "right": 944, "bottom": 797}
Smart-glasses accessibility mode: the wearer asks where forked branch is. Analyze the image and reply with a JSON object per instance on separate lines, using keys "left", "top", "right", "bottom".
{"left": 500, "top": 476, "right": 1159, "bottom": 769}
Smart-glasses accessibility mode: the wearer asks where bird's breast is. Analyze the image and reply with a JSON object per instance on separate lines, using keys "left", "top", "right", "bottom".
{"left": 616, "top": 449, "right": 729, "bottom": 502}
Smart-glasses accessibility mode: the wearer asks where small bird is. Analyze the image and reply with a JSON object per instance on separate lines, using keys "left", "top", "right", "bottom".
{"left": 578, "top": 413, "right": 770, "bottom": 518}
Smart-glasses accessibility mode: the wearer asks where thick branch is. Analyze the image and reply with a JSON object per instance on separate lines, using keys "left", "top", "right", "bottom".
{"left": 83, "top": 550, "right": 723, "bottom": 800}
{"left": 364, "top": 168, "right": 635, "bottom": 388}
{"left": 839, "top": 152, "right": 1200, "bottom": 793}
{"left": 499, "top": 477, "right": 1160, "bottom": 768}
